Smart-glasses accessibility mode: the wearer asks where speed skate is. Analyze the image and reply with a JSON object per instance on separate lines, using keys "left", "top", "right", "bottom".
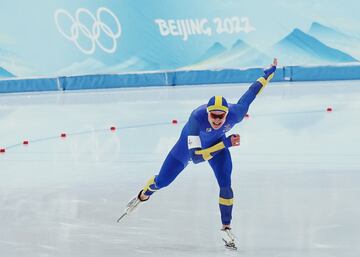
{"left": 117, "top": 191, "right": 144, "bottom": 222}
{"left": 221, "top": 228, "right": 237, "bottom": 250}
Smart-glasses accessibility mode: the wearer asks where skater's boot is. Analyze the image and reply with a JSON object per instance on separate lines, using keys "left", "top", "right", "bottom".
{"left": 221, "top": 227, "right": 237, "bottom": 250}
{"left": 117, "top": 190, "right": 149, "bottom": 222}
{"left": 125, "top": 190, "right": 149, "bottom": 214}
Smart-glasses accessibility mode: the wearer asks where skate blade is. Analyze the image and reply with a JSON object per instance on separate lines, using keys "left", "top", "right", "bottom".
{"left": 222, "top": 239, "right": 237, "bottom": 250}
{"left": 125, "top": 197, "right": 141, "bottom": 213}
{"left": 225, "top": 244, "right": 237, "bottom": 250}
{"left": 116, "top": 212, "right": 127, "bottom": 222}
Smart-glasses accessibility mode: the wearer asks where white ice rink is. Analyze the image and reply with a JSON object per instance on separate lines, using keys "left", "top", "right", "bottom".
{"left": 1, "top": 80, "right": 360, "bottom": 257}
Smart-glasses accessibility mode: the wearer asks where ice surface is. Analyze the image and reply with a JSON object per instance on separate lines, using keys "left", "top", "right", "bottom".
{"left": 0, "top": 80, "right": 360, "bottom": 257}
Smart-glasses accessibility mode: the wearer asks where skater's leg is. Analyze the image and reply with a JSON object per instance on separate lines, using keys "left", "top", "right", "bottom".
{"left": 141, "top": 151, "right": 188, "bottom": 199}
{"left": 208, "top": 148, "right": 233, "bottom": 227}
{"left": 209, "top": 149, "right": 237, "bottom": 249}
{"left": 122, "top": 150, "right": 188, "bottom": 218}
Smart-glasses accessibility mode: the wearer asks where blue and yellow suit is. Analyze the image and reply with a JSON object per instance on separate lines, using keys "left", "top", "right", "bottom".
{"left": 142, "top": 65, "right": 276, "bottom": 225}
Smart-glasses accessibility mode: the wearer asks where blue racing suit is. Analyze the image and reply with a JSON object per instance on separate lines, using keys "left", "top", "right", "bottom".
{"left": 142, "top": 65, "right": 276, "bottom": 225}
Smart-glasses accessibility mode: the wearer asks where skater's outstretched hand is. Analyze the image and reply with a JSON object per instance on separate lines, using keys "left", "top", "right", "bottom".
{"left": 263, "top": 58, "right": 277, "bottom": 79}
{"left": 272, "top": 58, "right": 278, "bottom": 67}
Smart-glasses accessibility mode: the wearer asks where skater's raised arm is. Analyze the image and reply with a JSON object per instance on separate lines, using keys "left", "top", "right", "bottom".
{"left": 233, "top": 58, "right": 277, "bottom": 120}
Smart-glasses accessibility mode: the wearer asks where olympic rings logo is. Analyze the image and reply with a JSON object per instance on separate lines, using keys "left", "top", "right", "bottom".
{"left": 54, "top": 7, "right": 122, "bottom": 54}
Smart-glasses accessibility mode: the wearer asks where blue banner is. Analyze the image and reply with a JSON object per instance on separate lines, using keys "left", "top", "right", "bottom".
{"left": 0, "top": 0, "right": 360, "bottom": 78}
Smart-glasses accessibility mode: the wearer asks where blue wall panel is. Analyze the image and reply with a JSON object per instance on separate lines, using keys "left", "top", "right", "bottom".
{"left": 1, "top": 65, "right": 360, "bottom": 93}
{"left": 0, "top": 78, "right": 59, "bottom": 93}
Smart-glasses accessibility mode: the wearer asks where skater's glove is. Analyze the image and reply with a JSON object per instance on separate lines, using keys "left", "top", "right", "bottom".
{"left": 224, "top": 134, "right": 240, "bottom": 147}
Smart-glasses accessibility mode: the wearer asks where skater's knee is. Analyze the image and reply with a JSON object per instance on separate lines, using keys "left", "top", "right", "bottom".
{"left": 154, "top": 176, "right": 171, "bottom": 189}
{"left": 220, "top": 186, "right": 233, "bottom": 199}
{"left": 155, "top": 154, "right": 186, "bottom": 188}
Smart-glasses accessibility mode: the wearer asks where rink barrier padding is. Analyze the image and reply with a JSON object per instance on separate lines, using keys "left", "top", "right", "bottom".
{"left": 289, "top": 65, "right": 360, "bottom": 81}
{"left": 1, "top": 64, "right": 360, "bottom": 93}
{"left": 0, "top": 77, "right": 59, "bottom": 93}
{"left": 59, "top": 72, "right": 169, "bottom": 90}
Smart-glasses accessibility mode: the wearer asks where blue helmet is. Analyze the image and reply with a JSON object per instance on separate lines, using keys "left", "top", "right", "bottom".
{"left": 207, "top": 96, "right": 229, "bottom": 113}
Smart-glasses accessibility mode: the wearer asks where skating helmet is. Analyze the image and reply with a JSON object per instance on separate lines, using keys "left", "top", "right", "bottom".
{"left": 207, "top": 96, "right": 229, "bottom": 113}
